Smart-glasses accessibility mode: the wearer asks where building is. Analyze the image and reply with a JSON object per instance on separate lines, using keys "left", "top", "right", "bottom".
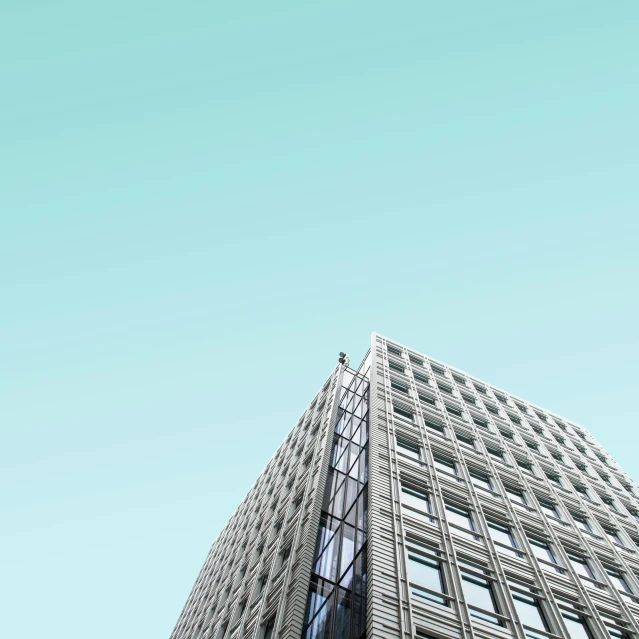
{"left": 171, "top": 334, "right": 639, "bottom": 639}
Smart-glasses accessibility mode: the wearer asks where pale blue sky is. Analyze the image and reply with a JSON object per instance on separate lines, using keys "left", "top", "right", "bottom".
{"left": 2, "top": 1, "right": 639, "bottom": 637}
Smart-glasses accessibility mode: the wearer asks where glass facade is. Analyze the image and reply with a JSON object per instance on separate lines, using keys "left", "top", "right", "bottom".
{"left": 303, "top": 359, "right": 370, "bottom": 639}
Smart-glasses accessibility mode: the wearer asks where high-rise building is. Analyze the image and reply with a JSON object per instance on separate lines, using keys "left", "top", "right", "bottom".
{"left": 171, "top": 334, "right": 639, "bottom": 639}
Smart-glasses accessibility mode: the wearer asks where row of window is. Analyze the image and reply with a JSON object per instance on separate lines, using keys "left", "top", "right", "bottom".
{"left": 391, "top": 401, "right": 639, "bottom": 534}
{"left": 394, "top": 438, "right": 639, "bottom": 552}
{"left": 389, "top": 374, "right": 633, "bottom": 498}
{"left": 385, "top": 345, "right": 634, "bottom": 491}
{"left": 405, "top": 535, "right": 630, "bottom": 639}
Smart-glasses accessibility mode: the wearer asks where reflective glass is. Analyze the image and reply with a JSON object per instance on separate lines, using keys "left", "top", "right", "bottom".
{"left": 562, "top": 613, "right": 592, "bottom": 639}
{"left": 512, "top": 592, "right": 548, "bottom": 631}
{"left": 488, "top": 522, "right": 516, "bottom": 548}
{"left": 401, "top": 486, "right": 430, "bottom": 513}
{"left": 445, "top": 504, "right": 473, "bottom": 530}
{"left": 461, "top": 575, "right": 499, "bottom": 623}
{"left": 408, "top": 553, "right": 445, "bottom": 604}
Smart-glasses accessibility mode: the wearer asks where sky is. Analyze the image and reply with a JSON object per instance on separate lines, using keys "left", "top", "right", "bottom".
{"left": 1, "top": 1, "right": 638, "bottom": 637}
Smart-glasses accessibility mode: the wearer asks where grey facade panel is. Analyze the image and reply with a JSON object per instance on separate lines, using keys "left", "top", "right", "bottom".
{"left": 172, "top": 335, "right": 639, "bottom": 639}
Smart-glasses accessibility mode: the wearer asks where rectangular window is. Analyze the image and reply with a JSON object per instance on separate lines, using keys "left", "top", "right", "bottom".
{"left": 538, "top": 499, "right": 560, "bottom": 519}
{"left": 438, "top": 382, "right": 453, "bottom": 394}
{"left": 486, "top": 445, "right": 503, "bottom": 460}
{"left": 568, "top": 554, "right": 597, "bottom": 581}
{"left": 433, "top": 456, "right": 457, "bottom": 476}
{"left": 473, "top": 417, "right": 489, "bottom": 429}
{"left": 528, "top": 538, "right": 559, "bottom": 566}
{"left": 456, "top": 432, "right": 474, "bottom": 448}
{"left": 511, "top": 589, "right": 550, "bottom": 635}
{"left": 469, "top": 471, "right": 493, "bottom": 492}
{"left": 505, "top": 486, "right": 527, "bottom": 507}
{"left": 391, "top": 380, "right": 409, "bottom": 394}
{"left": 487, "top": 521, "right": 519, "bottom": 552}
{"left": 604, "top": 528, "right": 623, "bottom": 546}
{"left": 606, "top": 569, "right": 632, "bottom": 594}
{"left": 389, "top": 360, "right": 405, "bottom": 373}
{"left": 445, "top": 504, "right": 478, "bottom": 541}
{"left": 446, "top": 404, "right": 463, "bottom": 417}
{"left": 401, "top": 484, "right": 431, "bottom": 514}
{"left": 409, "top": 355, "right": 424, "bottom": 366}
{"left": 393, "top": 405, "right": 413, "bottom": 421}
{"left": 460, "top": 573, "right": 501, "bottom": 625}
{"left": 561, "top": 612, "right": 593, "bottom": 639}
{"left": 396, "top": 437, "right": 421, "bottom": 462}
{"left": 572, "top": 514, "right": 592, "bottom": 533}
{"left": 418, "top": 393, "right": 436, "bottom": 406}
{"left": 424, "top": 419, "right": 444, "bottom": 434}
{"left": 414, "top": 372, "right": 429, "bottom": 384}
{"left": 407, "top": 552, "right": 447, "bottom": 605}
{"left": 431, "top": 364, "right": 445, "bottom": 375}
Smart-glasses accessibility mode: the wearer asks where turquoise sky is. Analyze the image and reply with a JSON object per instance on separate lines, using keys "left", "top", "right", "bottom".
{"left": 2, "top": 1, "right": 639, "bottom": 637}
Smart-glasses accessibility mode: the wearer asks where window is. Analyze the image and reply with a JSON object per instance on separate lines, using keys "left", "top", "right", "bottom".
{"left": 545, "top": 471, "right": 562, "bottom": 486}
{"left": 510, "top": 585, "right": 551, "bottom": 636}
{"left": 431, "top": 364, "right": 445, "bottom": 375}
{"left": 446, "top": 404, "right": 463, "bottom": 418}
{"left": 452, "top": 373, "right": 466, "bottom": 385}
{"left": 418, "top": 393, "right": 436, "bottom": 406}
{"left": 389, "top": 360, "right": 405, "bottom": 373}
{"left": 396, "top": 437, "right": 421, "bottom": 462}
{"left": 606, "top": 569, "right": 632, "bottom": 594}
{"left": 528, "top": 537, "right": 559, "bottom": 567}
{"left": 469, "top": 471, "right": 493, "bottom": 492}
{"left": 473, "top": 417, "right": 489, "bottom": 429}
{"left": 393, "top": 405, "right": 413, "bottom": 421}
{"left": 456, "top": 432, "right": 475, "bottom": 448}
{"left": 460, "top": 572, "right": 501, "bottom": 625}
{"left": 445, "top": 503, "right": 478, "bottom": 541}
{"left": 474, "top": 384, "right": 487, "bottom": 395}
{"left": 525, "top": 440, "right": 539, "bottom": 451}
{"left": 517, "top": 459, "right": 534, "bottom": 473}
{"left": 567, "top": 554, "right": 597, "bottom": 581}
{"left": 433, "top": 456, "right": 457, "bottom": 476}
{"left": 538, "top": 499, "right": 560, "bottom": 519}
{"left": 509, "top": 414, "right": 521, "bottom": 425}
{"left": 409, "top": 355, "right": 424, "bottom": 366}
{"left": 505, "top": 486, "right": 527, "bottom": 506}
{"left": 485, "top": 403, "right": 499, "bottom": 415}
{"left": 391, "top": 380, "right": 409, "bottom": 394}
{"left": 486, "top": 445, "right": 503, "bottom": 460}
{"left": 604, "top": 528, "right": 623, "bottom": 546}
{"left": 414, "top": 371, "right": 429, "bottom": 384}
{"left": 551, "top": 451, "right": 564, "bottom": 462}
{"left": 401, "top": 484, "right": 431, "bottom": 515}
{"left": 461, "top": 393, "right": 476, "bottom": 405}
{"left": 487, "top": 521, "right": 519, "bottom": 554}
{"left": 561, "top": 611, "right": 593, "bottom": 639}
{"left": 494, "top": 393, "right": 508, "bottom": 404}
{"left": 499, "top": 429, "right": 514, "bottom": 440}
{"left": 263, "top": 617, "right": 276, "bottom": 639}
{"left": 424, "top": 418, "right": 444, "bottom": 434}
{"left": 571, "top": 514, "right": 592, "bottom": 533}
{"left": 407, "top": 551, "right": 447, "bottom": 605}
{"left": 280, "top": 545, "right": 292, "bottom": 565}
{"left": 438, "top": 382, "right": 453, "bottom": 394}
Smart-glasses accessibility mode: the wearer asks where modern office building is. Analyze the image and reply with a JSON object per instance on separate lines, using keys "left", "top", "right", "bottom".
{"left": 171, "top": 334, "right": 639, "bottom": 639}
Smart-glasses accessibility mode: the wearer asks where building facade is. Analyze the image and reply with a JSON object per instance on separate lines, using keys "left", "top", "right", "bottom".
{"left": 171, "top": 334, "right": 639, "bottom": 639}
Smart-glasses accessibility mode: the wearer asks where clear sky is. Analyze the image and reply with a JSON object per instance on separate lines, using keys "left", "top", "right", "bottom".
{"left": 2, "top": 1, "right": 638, "bottom": 637}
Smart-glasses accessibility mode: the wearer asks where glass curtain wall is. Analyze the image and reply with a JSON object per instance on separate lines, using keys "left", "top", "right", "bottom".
{"left": 302, "top": 357, "right": 370, "bottom": 639}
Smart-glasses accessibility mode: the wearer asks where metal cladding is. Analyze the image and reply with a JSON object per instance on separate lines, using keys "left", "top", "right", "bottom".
{"left": 171, "top": 334, "right": 639, "bottom": 639}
